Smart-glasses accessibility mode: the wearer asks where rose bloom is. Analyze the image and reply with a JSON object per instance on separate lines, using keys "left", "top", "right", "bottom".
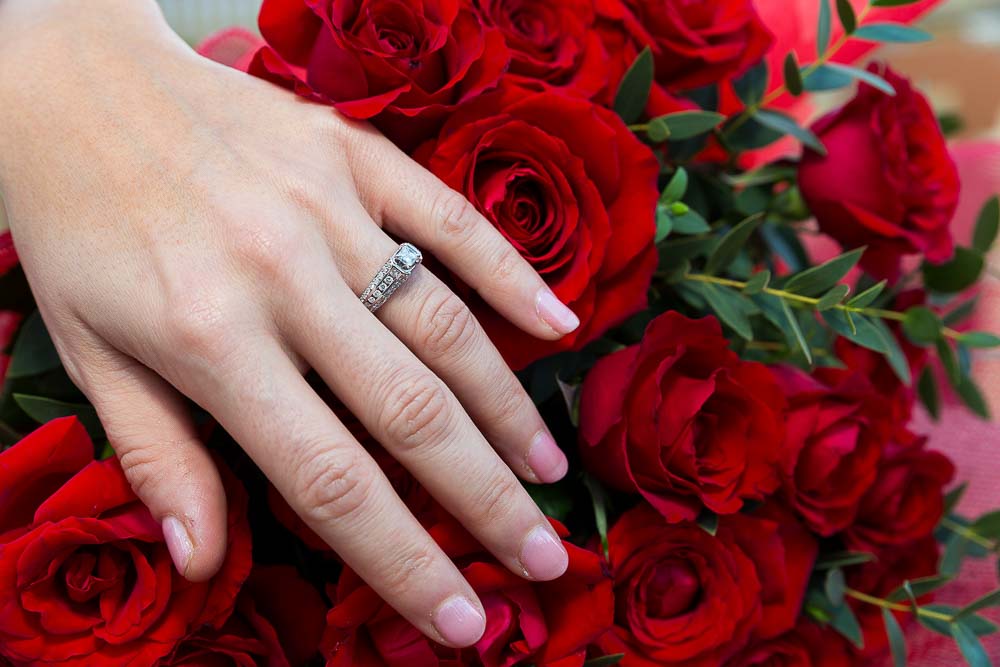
{"left": 847, "top": 536, "right": 940, "bottom": 658}
{"left": 845, "top": 430, "right": 955, "bottom": 552}
{"left": 578, "top": 312, "right": 786, "bottom": 522}
{"left": 0, "top": 310, "right": 21, "bottom": 384}
{"left": 0, "top": 418, "right": 252, "bottom": 667}
{"left": 595, "top": 0, "right": 772, "bottom": 114}
{"left": 598, "top": 505, "right": 816, "bottom": 667}
{"left": 159, "top": 565, "right": 327, "bottom": 666}
{"left": 321, "top": 517, "right": 612, "bottom": 666}
{"left": 416, "top": 86, "right": 659, "bottom": 368}
{"left": 472, "top": 0, "right": 608, "bottom": 97}
{"left": 250, "top": 0, "right": 508, "bottom": 123}
{"left": 725, "top": 620, "right": 854, "bottom": 667}
{"left": 799, "top": 64, "right": 959, "bottom": 280}
{"left": 774, "top": 365, "right": 894, "bottom": 536}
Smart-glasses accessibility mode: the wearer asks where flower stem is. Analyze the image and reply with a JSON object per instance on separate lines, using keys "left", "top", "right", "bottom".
{"left": 845, "top": 588, "right": 955, "bottom": 622}
{"left": 940, "top": 517, "right": 998, "bottom": 551}
{"left": 682, "top": 272, "right": 965, "bottom": 339}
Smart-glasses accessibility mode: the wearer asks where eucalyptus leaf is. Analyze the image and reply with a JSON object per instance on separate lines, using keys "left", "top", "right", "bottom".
{"left": 584, "top": 654, "right": 625, "bottom": 667}
{"left": 972, "top": 196, "right": 1000, "bottom": 254}
{"left": 816, "top": 284, "right": 851, "bottom": 311}
{"left": 802, "top": 64, "right": 855, "bottom": 92}
{"left": 705, "top": 214, "right": 764, "bottom": 275}
{"left": 700, "top": 283, "right": 755, "bottom": 341}
{"left": 835, "top": 0, "right": 857, "bottom": 34}
{"left": 733, "top": 60, "right": 769, "bottom": 106}
{"left": 614, "top": 47, "right": 653, "bottom": 124}
{"left": 888, "top": 576, "right": 952, "bottom": 602}
{"left": 902, "top": 306, "right": 943, "bottom": 346}
{"left": 661, "top": 167, "right": 689, "bottom": 203}
{"left": 823, "top": 311, "right": 886, "bottom": 353}
{"left": 829, "top": 601, "right": 865, "bottom": 649}
{"left": 918, "top": 366, "right": 941, "bottom": 420}
{"left": 883, "top": 608, "right": 907, "bottom": 667}
{"left": 955, "top": 589, "right": 1000, "bottom": 621}
{"left": 784, "top": 53, "right": 804, "bottom": 96}
{"left": 853, "top": 22, "right": 932, "bottom": 43}
{"left": 654, "top": 111, "right": 726, "bottom": 140}
{"left": 920, "top": 605, "right": 998, "bottom": 636}
{"left": 781, "top": 298, "right": 813, "bottom": 364}
{"left": 817, "top": 0, "right": 832, "bottom": 55}
{"left": 815, "top": 551, "right": 877, "bottom": 570}
{"left": 870, "top": 318, "right": 913, "bottom": 386}
{"left": 956, "top": 377, "right": 990, "bottom": 420}
{"left": 742, "top": 270, "right": 771, "bottom": 295}
{"left": 813, "top": 62, "right": 896, "bottom": 95}
{"left": 754, "top": 109, "right": 827, "bottom": 155}
{"left": 13, "top": 394, "right": 105, "bottom": 441}
{"left": 952, "top": 622, "right": 990, "bottom": 667}
{"left": 847, "top": 280, "right": 888, "bottom": 309}
{"left": 825, "top": 568, "right": 847, "bottom": 607}
{"left": 959, "top": 332, "right": 1000, "bottom": 349}
{"left": 784, "top": 248, "right": 864, "bottom": 296}
{"left": 923, "top": 247, "right": 985, "bottom": 294}
{"left": 7, "top": 311, "right": 63, "bottom": 380}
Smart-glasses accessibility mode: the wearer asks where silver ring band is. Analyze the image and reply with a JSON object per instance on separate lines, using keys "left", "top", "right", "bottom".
{"left": 359, "top": 243, "right": 423, "bottom": 313}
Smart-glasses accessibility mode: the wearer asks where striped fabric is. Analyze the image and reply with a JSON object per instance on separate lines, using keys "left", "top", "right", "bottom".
{"left": 157, "top": 0, "right": 261, "bottom": 44}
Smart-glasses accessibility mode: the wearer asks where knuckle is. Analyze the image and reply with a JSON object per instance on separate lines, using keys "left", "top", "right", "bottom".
{"left": 376, "top": 368, "right": 453, "bottom": 453}
{"left": 293, "top": 448, "right": 374, "bottom": 524}
{"left": 380, "top": 546, "right": 439, "bottom": 597}
{"left": 163, "top": 291, "right": 231, "bottom": 364}
{"left": 488, "top": 379, "right": 529, "bottom": 429}
{"left": 472, "top": 473, "right": 523, "bottom": 525}
{"left": 227, "top": 219, "right": 302, "bottom": 282}
{"left": 419, "top": 292, "right": 479, "bottom": 357}
{"left": 434, "top": 190, "right": 481, "bottom": 239}
{"left": 117, "top": 443, "right": 195, "bottom": 502}
{"left": 489, "top": 246, "right": 521, "bottom": 283}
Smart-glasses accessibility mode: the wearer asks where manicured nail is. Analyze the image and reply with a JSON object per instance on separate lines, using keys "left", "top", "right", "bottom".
{"left": 433, "top": 595, "right": 486, "bottom": 646}
{"left": 527, "top": 431, "right": 569, "bottom": 484}
{"left": 162, "top": 516, "right": 193, "bottom": 576}
{"left": 519, "top": 525, "right": 569, "bottom": 581}
{"left": 536, "top": 289, "right": 580, "bottom": 335}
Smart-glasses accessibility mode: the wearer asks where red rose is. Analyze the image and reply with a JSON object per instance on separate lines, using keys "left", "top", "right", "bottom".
{"left": 250, "top": 0, "right": 508, "bottom": 124}
{"left": 472, "top": 0, "right": 608, "bottom": 97}
{"left": 799, "top": 64, "right": 959, "bottom": 280}
{"left": 775, "top": 366, "right": 892, "bottom": 536}
{"left": 595, "top": 0, "right": 772, "bottom": 113}
{"left": 321, "top": 517, "right": 613, "bottom": 666}
{"left": 845, "top": 431, "right": 954, "bottom": 551}
{"left": 0, "top": 231, "right": 16, "bottom": 277}
{"left": 0, "top": 418, "right": 252, "bottom": 667}
{"left": 578, "top": 312, "right": 786, "bottom": 522}
{"left": 416, "top": 87, "right": 659, "bottom": 368}
{"left": 158, "top": 565, "right": 327, "bottom": 666}
{"left": 599, "top": 505, "right": 814, "bottom": 667}
{"left": 0, "top": 310, "right": 22, "bottom": 389}
{"left": 847, "top": 536, "right": 940, "bottom": 658}
{"left": 725, "top": 621, "right": 854, "bottom": 667}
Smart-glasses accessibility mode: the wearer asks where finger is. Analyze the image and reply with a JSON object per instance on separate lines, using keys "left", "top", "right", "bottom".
{"left": 169, "top": 336, "right": 488, "bottom": 648}
{"left": 350, "top": 132, "right": 580, "bottom": 340}
{"left": 281, "top": 231, "right": 569, "bottom": 583}
{"left": 341, "top": 222, "right": 568, "bottom": 484}
{"left": 70, "top": 337, "right": 227, "bottom": 582}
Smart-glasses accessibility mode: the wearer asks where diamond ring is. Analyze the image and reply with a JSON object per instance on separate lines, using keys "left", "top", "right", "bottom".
{"left": 359, "top": 243, "right": 423, "bottom": 313}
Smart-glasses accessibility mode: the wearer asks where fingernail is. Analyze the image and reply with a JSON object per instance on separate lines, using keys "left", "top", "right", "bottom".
{"left": 433, "top": 595, "right": 486, "bottom": 646}
{"left": 162, "top": 516, "right": 193, "bottom": 576}
{"left": 536, "top": 289, "right": 580, "bottom": 335}
{"left": 527, "top": 431, "right": 569, "bottom": 483}
{"left": 519, "top": 525, "right": 569, "bottom": 581}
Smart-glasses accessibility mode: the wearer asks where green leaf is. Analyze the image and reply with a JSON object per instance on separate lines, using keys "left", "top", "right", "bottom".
{"left": 853, "top": 23, "right": 933, "bottom": 43}
{"left": 972, "top": 510, "right": 1000, "bottom": 538}
{"left": 7, "top": 311, "right": 63, "bottom": 380}
{"left": 923, "top": 248, "right": 985, "bottom": 294}
{"left": 754, "top": 109, "right": 827, "bottom": 155}
{"left": 888, "top": 576, "right": 952, "bottom": 602}
{"left": 818, "top": 0, "right": 832, "bottom": 55}
{"left": 525, "top": 481, "right": 573, "bottom": 523}
{"left": 872, "top": 0, "right": 924, "bottom": 5}
{"left": 937, "top": 339, "right": 961, "bottom": 387}
{"left": 734, "top": 60, "right": 769, "bottom": 106}
{"left": 944, "top": 298, "right": 979, "bottom": 327}
{"left": 812, "top": 62, "right": 896, "bottom": 95}
{"left": 955, "top": 589, "right": 1000, "bottom": 621}
{"left": 918, "top": 366, "right": 941, "bottom": 420}
{"left": 824, "top": 310, "right": 886, "bottom": 352}
{"left": 972, "top": 196, "right": 1000, "bottom": 254}
{"left": 802, "top": 64, "right": 856, "bottom": 92}
{"left": 956, "top": 377, "right": 990, "bottom": 420}
{"left": 743, "top": 270, "right": 771, "bottom": 295}
{"left": 696, "top": 509, "right": 720, "bottom": 536}
{"left": 582, "top": 475, "right": 610, "bottom": 557}
{"left": 784, "top": 53, "right": 804, "bottom": 96}
{"left": 655, "top": 207, "right": 673, "bottom": 243}
{"left": 825, "top": 568, "right": 847, "bottom": 607}
{"left": 12, "top": 394, "right": 105, "bottom": 441}
{"left": 830, "top": 601, "right": 865, "bottom": 649}
{"left": 952, "top": 622, "right": 990, "bottom": 667}
{"left": 940, "top": 535, "right": 968, "bottom": 579}
{"left": 784, "top": 248, "right": 865, "bottom": 297}
{"left": 651, "top": 111, "right": 726, "bottom": 141}
{"left": 661, "top": 167, "right": 689, "bottom": 203}
{"left": 835, "top": 0, "right": 857, "bottom": 34}
{"left": 902, "top": 306, "right": 943, "bottom": 346}
{"left": 670, "top": 210, "right": 712, "bottom": 235}
{"left": 944, "top": 483, "right": 969, "bottom": 516}
{"left": 584, "top": 654, "right": 625, "bottom": 667}
{"left": 883, "top": 608, "right": 907, "bottom": 667}
{"left": 870, "top": 318, "right": 913, "bottom": 386}
{"left": 847, "top": 280, "right": 888, "bottom": 309}
{"left": 781, "top": 298, "right": 813, "bottom": 364}
{"left": 700, "top": 283, "right": 755, "bottom": 341}
{"left": 614, "top": 47, "right": 653, "bottom": 124}
{"left": 921, "top": 605, "right": 998, "bottom": 636}
{"left": 817, "top": 284, "right": 851, "bottom": 311}
{"left": 959, "top": 332, "right": 1000, "bottom": 349}
{"left": 815, "top": 551, "right": 877, "bottom": 570}
{"left": 705, "top": 214, "right": 764, "bottom": 274}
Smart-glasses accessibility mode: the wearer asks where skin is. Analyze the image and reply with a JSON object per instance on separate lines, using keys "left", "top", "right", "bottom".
{"left": 0, "top": 0, "right": 576, "bottom": 648}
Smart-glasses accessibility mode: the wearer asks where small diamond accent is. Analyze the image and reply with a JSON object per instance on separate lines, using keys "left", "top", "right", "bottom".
{"left": 394, "top": 243, "right": 422, "bottom": 272}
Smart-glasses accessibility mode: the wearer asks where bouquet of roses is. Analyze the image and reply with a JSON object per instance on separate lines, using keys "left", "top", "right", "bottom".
{"left": 3, "top": 0, "right": 1000, "bottom": 665}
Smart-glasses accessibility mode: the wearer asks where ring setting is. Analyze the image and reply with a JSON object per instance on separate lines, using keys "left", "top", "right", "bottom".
{"left": 360, "top": 243, "right": 423, "bottom": 313}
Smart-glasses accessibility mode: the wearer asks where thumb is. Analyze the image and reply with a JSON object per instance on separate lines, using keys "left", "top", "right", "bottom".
{"left": 79, "top": 347, "right": 228, "bottom": 582}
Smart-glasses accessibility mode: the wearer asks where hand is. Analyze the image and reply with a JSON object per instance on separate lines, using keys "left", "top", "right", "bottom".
{"left": 0, "top": 0, "right": 575, "bottom": 647}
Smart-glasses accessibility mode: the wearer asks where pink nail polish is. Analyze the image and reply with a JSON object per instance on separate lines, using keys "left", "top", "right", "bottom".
{"left": 162, "top": 516, "right": 193, "bottom": 576}
{"left": 527, "top": 432, "right": 569, "bottom": 483}
{"left": 536, "top": 289, "right": 580, "bottom": 335}
{"left": 433, "top": 596, "right": 486, "bottom": 646}
{"left": 519, "top": 525, "right": 569, "bottom": 581}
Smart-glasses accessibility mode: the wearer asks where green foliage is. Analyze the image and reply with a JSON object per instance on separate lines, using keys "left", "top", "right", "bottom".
{"left": 7, "top": 311, "right": 62, "bottom": 380}
{"left": 705, "top": 215, "right": 764, "bottom": 275}
{"left": 753, "top": 109, "right": 827, "bottom": 154}
{"left": 817, "top": 0, "right": 832, "bottom": 55}
{"left": 13, "top": 394, "right": 104, "bottom": 441}
{"left": 583, "top": 655, "right": 625, "bottom": 667}
{"left": 972, "top": 196, "right": 1000, "bottom": 254}
{"left": 835, "top": 0, "right": 857, "bottom": 34}
{"left": 854, "top": 23, "right": 933, "bottom": 43}
{"left": 784, "top": 53, "right": 804, "bottom": 96}
{"left": 783, "top": 248, "right": 865, "bottom": 297}
{"left": 883, "top": 608, "right": 907, "bottom": 667}
{"left": 648, "top": 111, "right": 726, "bottom": 141}
{"left": 902, "top": 306, "right": 943, "bottom": 346}
{"left": 614, "top": 47, "right": 653, "bottom": 124}
{"left": 582, "top": 475, "right": 611, "bottom": 557}
{"left": 923, "top": 247, "right": 985, "bottom": 294}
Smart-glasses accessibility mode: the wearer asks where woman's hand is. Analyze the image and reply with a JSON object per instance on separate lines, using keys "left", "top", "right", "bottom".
{"left": 0, "top": 0, "right": 575, "bottom": 647}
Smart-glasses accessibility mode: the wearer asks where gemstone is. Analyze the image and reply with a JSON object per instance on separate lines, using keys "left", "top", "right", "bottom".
{"left": 373, "top": 290, "right": 382, "bottom": 298}
{"left": 394, "top": 243, "right": 422, "bottom": 271}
